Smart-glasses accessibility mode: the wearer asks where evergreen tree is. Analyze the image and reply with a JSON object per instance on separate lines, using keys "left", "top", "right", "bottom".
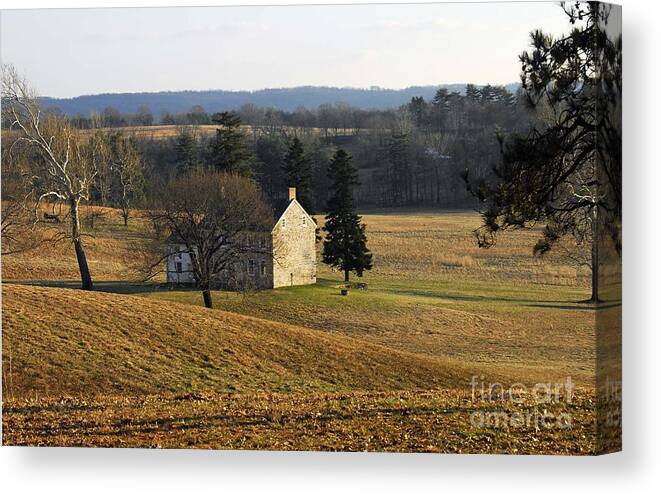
{"left": 480, "top": 84, "right": 498, "bottom": 104}
{"left": 174, "top": 127, "right": 199, "bottom": 176}
{"left": 387, "top": 132, "right": 411, "bottom": 205}
{"left": 464, "top": 2, "right": 621, "bottom": 303}
{"left": 207, "top": 111, "right": 253, "bottom": 177}
{"left": 282, "top": 137, "right": 314, "bottom": 212}
{"left": 322, "top": 149, "right": 373, "bottom": 283}
{"left": 465, "top": 83, "right": 482, "bottom": 102}
{"left": 408, "top": 96, "right": 428, "bottom": 128}
{"left": 254, "top": 134, "right": 287, "bottom": 200}
{"left": 431, "top": 88, "right": 451, "bottom": 129}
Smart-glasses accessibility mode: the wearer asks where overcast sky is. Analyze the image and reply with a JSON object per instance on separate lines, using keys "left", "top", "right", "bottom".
{"left": 1, "top": 3, "right": 569, "bottom": 98}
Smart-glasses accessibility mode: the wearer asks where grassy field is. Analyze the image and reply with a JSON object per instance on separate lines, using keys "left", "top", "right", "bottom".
{"left": 2, "top": 207, "right": 616, "bottom": 453}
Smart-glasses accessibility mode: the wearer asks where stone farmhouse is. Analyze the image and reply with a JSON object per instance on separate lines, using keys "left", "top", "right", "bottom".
{"left": 166, "top": 187, "right": 317, "bottom": 289}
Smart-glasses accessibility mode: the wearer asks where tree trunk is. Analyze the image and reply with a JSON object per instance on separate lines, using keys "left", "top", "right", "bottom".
{"left": 590, "top": 214, "right": 600, "bottom": 303}
{"left": 70, "top": 197, "right": 93, "bottom": 290}
{"left": 344, "top": 270, "right": 350, "bottom": 283}
{"left": 122, "top": 211, "right": 129, "bottom": 227}
{"left": 202, "top": 289, "right": 213, "bottom": 308}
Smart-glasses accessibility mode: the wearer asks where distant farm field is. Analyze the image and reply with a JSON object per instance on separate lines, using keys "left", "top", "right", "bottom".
{"left": 2, "top": 208, "right": 618, "bottom": 453}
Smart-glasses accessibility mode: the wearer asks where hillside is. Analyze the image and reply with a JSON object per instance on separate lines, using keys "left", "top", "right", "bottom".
{"left": 2, "top": 208, "right": 599, "bottom": 388}
{"left": 1, "top": 284, "right": 484, "bottom": 399}
{"left": 39, "top": 84, "right": 520, "bottom": 116}
{"left": 1, "top": 208, "right": 607, "bottom": 453}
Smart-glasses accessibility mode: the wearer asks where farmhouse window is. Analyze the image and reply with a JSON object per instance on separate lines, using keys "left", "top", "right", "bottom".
{"left": 175, "top": 262, "right": 182, "bottom": 273}
{"left": 260, "top": 260, "right": 266, "bottom": 276}
{"left": 248, "top": 259, "right": 255, "bottom": 275}
{"left": 281, "top": 218, "right": 286, "bottom": 229}
{"left": 302, "top": 215, "right": 307, "bottom": 226}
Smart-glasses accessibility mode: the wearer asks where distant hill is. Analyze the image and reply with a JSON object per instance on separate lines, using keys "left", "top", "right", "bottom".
{"left": 40, "top": 84, "right": 520, "bottom": 118}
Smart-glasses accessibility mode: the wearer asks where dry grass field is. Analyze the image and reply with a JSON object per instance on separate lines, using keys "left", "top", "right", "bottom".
{"left": 2, "top": 207, "right": 618, "bottom": 453}
{"left": 2, "top": 284, "right": 483, "bottom": 397}
{"left": 151, "top": 211, "right": 598, "bottom": 382}
{"left": 0, "top": 124, "right": 359, "bottom": 142}
{"left": 4, "top": 389, "right": 598, "bottom": 454}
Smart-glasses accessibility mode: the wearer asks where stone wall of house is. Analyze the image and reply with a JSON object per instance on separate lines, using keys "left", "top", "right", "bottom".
{"left": 272, "top": 200, "right": 317, "bottom": 288}
{"left": 165, "top": 199, "right": 317, "bottom": 290}
{"left": 223, "top": 233, "right": 274, "bottom": 290}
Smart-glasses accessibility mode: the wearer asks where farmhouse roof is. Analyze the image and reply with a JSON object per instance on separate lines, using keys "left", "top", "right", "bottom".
{"left": 166, "top": 188, "right": 316, "bottom": 245}
{"left": 271, "top": 187, "right": 317, "bottom": 232}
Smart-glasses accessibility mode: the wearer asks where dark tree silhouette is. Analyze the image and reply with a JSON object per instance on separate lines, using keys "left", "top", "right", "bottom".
{"left": 174, "top": 127, "right": 200, "bottom": 176}
{"left": 322, "top": 149, "right": 372, "bottom": 283}
{"left": 254, "top": 134, "right": 286, "bottom": 200}
{"left": 408, "top": 96, "right": 428, "bottom": 128}
{"left": 387, "top": 132, "right": 411, "bottom": 205}
{"left": 207, "top": 111, "right": 253, "bottom": 177}
{"left": 464, "top": 1, "right": 621, "bottom": 303}
{"left": 282, "top": 137, "right": 314, "bottom": 213}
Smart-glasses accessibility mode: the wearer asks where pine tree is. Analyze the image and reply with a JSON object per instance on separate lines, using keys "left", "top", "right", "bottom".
{"left": 322, "top": 149, "right": 373, "bottom": 283}
{"left": 175, "top": 127, "right": 199, "bottom": 176}
{"left": 431, "top": 88, "right": 450, "bottom": 129}
{"left": 282, "top": 137, "right": 314, "bottom": 212}
{"left": 408, "top": 96, "right": 428, "bottom": 128}
{"left": 207, "top": 111, "right": 253, "bottom": 177}
{"left": 387, "top": 132, "right": 411, "bottom": 205}
{"left": 465, "top": 83, "right": 482, "bottom": 103}
{"left": 464, "top": 2, "right": 621, "bottom": 303}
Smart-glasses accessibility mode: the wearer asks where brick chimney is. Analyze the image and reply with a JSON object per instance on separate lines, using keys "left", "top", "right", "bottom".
{"left": 288, "top": 187, "right": 297, "bottom": 202}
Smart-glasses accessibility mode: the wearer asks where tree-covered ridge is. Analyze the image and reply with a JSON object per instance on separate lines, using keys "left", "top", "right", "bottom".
{"left": 37, "top": 84, "right": 519, "bottom": 121}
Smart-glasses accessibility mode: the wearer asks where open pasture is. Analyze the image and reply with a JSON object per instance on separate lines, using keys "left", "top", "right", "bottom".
{"left": 2, "top": 208, "right": 609, "bottom": 451}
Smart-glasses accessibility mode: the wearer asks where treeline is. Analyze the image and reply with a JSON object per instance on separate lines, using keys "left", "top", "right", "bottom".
{"left": 45, "top": 101, "right": 402, "bottom": 134}
{"left": 4, "top": 83, "right": 533, "bottom": 213}
{"left": 132, "top": 83, "right": 532, "bottom": 209}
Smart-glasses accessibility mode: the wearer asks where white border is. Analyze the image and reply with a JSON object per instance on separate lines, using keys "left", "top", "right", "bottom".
{"left": 3, "top": 1, "right": 660, "bottom": 494}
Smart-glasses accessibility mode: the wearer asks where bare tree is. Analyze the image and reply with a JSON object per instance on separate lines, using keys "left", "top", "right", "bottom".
{"left": 88, "top": 128, "right": 113, "bottom": 205}
{"left": 2, "top": 65, "right": 96, "bottom": 289}
{"left": 1, "top": 139, "right": 39, "bottom": 255}
{"left": 148, "top": 171, "right": 274, "bottom": 308}
{"left": 108, "top": 132, "right": 145, "bottom": 226}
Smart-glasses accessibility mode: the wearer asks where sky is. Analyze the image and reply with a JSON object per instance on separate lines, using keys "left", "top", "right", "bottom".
{"left": 0, "top": 2, "right": 569, "bottom": 98}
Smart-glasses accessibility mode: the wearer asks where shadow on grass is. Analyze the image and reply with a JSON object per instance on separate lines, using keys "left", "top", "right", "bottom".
{"left": 377, "top": 285, "right": 624, "bottom": 311}
{"left": 525, "top": 301, "right": 622, "bottom": 311}
{"left": 526, "top": 301, "right": 622, "bottom": 311}
{"left": 5, "top": 278, "right": 616, "bottom": 311}
{"left": 379, "top": 286, "right": 575, "bottom": 307}
{"left": 3, "top": 279, "right": 169, "bottom": 295}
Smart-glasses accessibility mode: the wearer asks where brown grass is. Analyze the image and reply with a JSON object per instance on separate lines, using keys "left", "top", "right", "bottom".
{"left": 2, "top": 207, "right": 615, "bottom": 451}
{"left": 2, "top": 208, "right": 601, "bottom": 385}
{"left": 355, "top": 211, "right": 590, "bottom": 287}
{"left": 2, "top": 283, "right": 499, "bottom": 400}
{"left": 2, "top": 205, "right": 154, "bottom": 282}
{"left": 2, "top": 388, "right": 600, "bottom": 454}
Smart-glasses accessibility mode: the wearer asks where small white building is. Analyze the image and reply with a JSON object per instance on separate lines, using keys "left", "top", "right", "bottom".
{"left": 166, "top": 187, "right": 317, "bottom": 289}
